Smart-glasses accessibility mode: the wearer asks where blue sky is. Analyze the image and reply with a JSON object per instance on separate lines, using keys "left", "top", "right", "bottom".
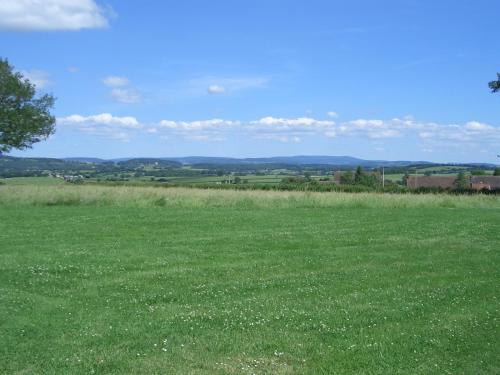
{"left": 1, "top": 0, "right": 499, "bottom": 163}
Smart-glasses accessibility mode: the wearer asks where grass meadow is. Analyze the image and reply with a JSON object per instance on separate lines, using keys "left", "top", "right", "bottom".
{"left": 0, "top": 185, "right": 499, "bottom": 374}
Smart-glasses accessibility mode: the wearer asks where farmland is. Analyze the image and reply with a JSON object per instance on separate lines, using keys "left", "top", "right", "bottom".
{"left": 2, "top": 155, "right": 499, "bottom": 190}
{"left": 1, "top": 184, "right": 499, "bottom": 374}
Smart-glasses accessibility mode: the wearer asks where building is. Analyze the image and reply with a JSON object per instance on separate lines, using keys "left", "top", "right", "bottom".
{"left": 406, "top": 175, "right": 500, "bottom": 190}
{"left": 406, "top": 176, "right": 456, "bottom": 189}
{"left": 470, "top": 176, "right": 500, "bottom": 190}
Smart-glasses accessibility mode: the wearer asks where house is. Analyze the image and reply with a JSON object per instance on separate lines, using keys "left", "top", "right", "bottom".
{"left": 470, "top": 176, "right": 500, "bottom": 190}
{"left": 406, "top": 176, "right": 456, "bottom": 189}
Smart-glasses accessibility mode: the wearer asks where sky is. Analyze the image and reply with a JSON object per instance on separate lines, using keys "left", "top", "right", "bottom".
{"left": 1, "top": 0, "right": 499, "bottom": 163}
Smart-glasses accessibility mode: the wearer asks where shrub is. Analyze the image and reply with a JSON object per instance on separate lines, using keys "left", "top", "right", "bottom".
{"left": 471, "top": 170, "right": 486, "bottom": 176}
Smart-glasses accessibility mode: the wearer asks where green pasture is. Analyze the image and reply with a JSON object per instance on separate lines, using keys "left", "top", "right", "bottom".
{"left": 0, "top": 185, "right": 499, "bottom": 374}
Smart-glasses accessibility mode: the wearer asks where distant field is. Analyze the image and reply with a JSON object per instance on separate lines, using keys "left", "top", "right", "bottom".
{"left": 0, "top": 185, "right": 499, "bottom": 374}
{"left": 165, "top": 174, "right": 286, "bottom": 184}
{"left": 384, "top": 173, "right": 455, "bottom": 183}
{"left": 0, "top": 176, "right": 65, "bottom": 185}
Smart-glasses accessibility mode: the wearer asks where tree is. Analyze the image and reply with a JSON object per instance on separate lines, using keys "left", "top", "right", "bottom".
{"left": 494, "top": 168, "right": 500, "bottom": 176}
{"left": 0, "top": 58, "right": 55, "bottom": 153}
{"left": 455, "top": 172, "right": 469, "bottom": 190}
{"left": 354, "top": 166, "right": 364, "bottom": 184}
{"left": 489, "top": 73, "right": 500, "bottom": 93}
{"left": 340, "top": 170, "right": 354, "bottom": 185}
{"left": 402, "top": 173, "right": 410, "bottom": 186}
{"left": 471, "top": 169, "right": 485, "bottom": 176}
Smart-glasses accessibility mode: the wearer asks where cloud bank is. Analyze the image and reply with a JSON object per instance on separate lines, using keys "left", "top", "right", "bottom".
{"left": 56, "top": 113, "right": 500, "bottom": 153}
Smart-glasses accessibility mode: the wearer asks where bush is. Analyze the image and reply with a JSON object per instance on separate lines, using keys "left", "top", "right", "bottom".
{"left": 471, "top": 170, "right": 486, "bottom": 176}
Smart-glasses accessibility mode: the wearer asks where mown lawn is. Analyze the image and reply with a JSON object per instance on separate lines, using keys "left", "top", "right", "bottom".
{"left": 0, "top": 187, "right": 499, "bottom": 374}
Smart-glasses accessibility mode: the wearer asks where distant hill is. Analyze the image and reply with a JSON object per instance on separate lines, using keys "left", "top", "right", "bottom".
{"left": 116, "top": 158, "right": 182, "bottom": 168}
{"left": 0, "top": 156, "right": 96, "bottom": 177}
{"left": 159, "top": 155, "right": 432, "bottom": 167}
{"left": 63, "top": 157, "right": 107, "bottom": 164}
{"left": 1, "top": 155, "right": 497, "bottom": 175}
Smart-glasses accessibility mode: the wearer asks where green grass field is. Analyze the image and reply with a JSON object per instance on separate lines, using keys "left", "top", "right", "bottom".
{"left": 0, "top": 185, "right": 499, "bottom": 374}
{"left": 0, "top": 176, "right": 65, "bottom": 186}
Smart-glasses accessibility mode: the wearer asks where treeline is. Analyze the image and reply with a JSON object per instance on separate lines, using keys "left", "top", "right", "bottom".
{"left": 153, "top": 182, "right": 500, "bottom": 195}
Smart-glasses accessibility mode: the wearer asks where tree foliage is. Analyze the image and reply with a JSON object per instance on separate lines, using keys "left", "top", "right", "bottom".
{"left": 340, "top": 170, "right": 354, "bottom": 185}
{"left": 489, "top": 73, "right": 500, "bottom": 93}
{"left": 338, "top": 166, "right": 380, "bottom": 187}
{"left": 0, "top": 58, "right": 56, "bottom": 153}
{"left": 455, "top": 172, "right": 469, "bottom": 189}
{"left": 354, "top": 166, "right": 364, "bottom": 184}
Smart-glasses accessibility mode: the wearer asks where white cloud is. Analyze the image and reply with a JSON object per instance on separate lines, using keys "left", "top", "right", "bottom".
{"left": 58, "top": 113, "right": 141, "bottom": 128}
{"left": 253, "top": 117, "right": 334, "bottom": 127}
{"left": 188, "top": 76, "right": 268, "bottom": 95}
{"left": 111, "top": 88, "right": 142, "bottom": 104}
{"left": 187, "top": 135, "right": 226, "bottom": 142}
{"left": 327, "top": 111, "right": 338, "bottom": 118}
{"left": 250, "top": 116, "right": 500, "bottom": 145}
{"left": 79, "top": 127, "right": 132, "bottom": 142}
{"left": 57, "top": 113, "right": 142, "bottom": 142}
{"left": 415, "top": 120, "right": 500, "bottom": 145}
{"left": 102, "top": 76, "right": 142, "bottom": 104}
{"left": 67, "top": 66, "right": 80, "bottom": 73}
{"left": 55, "top": 112, "right": 500, "bottom": 150}
{"left": 464, "top": 121, "right": 494, "bottom": 131}
{"left": 156, "top": 119, "right": 237, "bottom": 142}
{"left": 158, "top": 119, "right": 237, "bottom": 131}
{"left": 21, "top": 69, "right": 51, "bottom": 88}
{"left": 0, "top": 0, "right": 109, "bottom": 31}
{"left": 250, "top": 117, "right": 335, "bottom": 134}
{"left": 332, "top": 119, "right": 404, "bottom": 139}
{"left": 253, "top": 134, "right": 302, "bottom": 143}
{"left": 207, "top": 85, "right": 226, "bottom": 94}
{"left": 248, "top": 117, "right": 335, "bottom": 144}
{"left": 102, "top": 76, "right": 130, "bottom": 87}
{"left": 330, "top": 117, "right": 500, "bottom": 144}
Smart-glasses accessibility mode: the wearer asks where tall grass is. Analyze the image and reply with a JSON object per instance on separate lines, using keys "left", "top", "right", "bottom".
{"left": 1, "top": 184, "right": 499, "bottom": 209}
